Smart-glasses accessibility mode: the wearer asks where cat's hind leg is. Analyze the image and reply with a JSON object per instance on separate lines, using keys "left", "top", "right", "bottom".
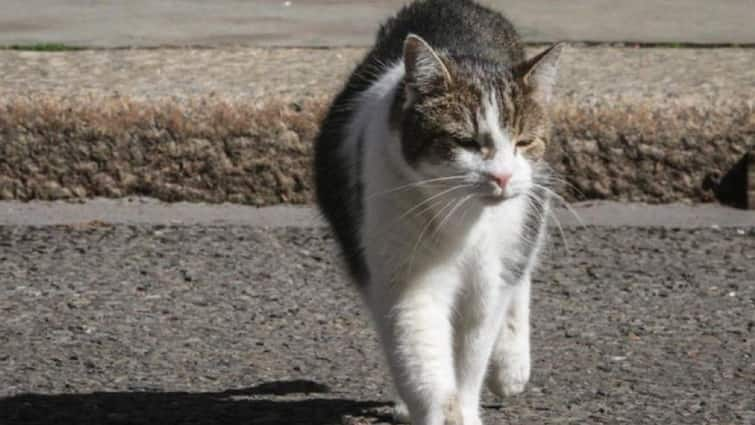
{"left": 486, "top": 274, "right": 531, "bottom": 397}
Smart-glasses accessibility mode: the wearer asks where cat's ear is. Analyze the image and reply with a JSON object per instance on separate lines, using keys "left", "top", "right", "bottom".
{"left": 518, "top": 42, "right": 565, "bottom": 104}
{"left": 403, "top": 34, "right": 452, "bottom": 94}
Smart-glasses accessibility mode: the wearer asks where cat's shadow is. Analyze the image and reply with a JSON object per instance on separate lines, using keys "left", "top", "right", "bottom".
{"left": 0, "top": 379, "right": 391, "bottom": 425}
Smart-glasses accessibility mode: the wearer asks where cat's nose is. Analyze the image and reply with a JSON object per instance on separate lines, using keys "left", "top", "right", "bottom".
{"left": 491, "top": 173, "right": 512, "bottom": 189}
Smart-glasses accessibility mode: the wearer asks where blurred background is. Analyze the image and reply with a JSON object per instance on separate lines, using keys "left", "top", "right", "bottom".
{"left": 1, "top": 0, "right": 754, "bottom": 46}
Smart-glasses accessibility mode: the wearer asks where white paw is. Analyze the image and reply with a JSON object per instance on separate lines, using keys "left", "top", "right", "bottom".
{"left": 460, "top": 406, "right": 483, "bottom": 425}
{"left": 487, "top": 350, "right": 530, "bottom": 398}
{"left": 393, "top": 399, "right": 411, "bottom": 424}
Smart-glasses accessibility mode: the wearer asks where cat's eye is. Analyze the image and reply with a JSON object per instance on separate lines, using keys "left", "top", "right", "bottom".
{"left": 455, "top": 137, "right": 480, "bottom": 149}
{"left": 515, "top": 138, "right": 536, "bottom": 149}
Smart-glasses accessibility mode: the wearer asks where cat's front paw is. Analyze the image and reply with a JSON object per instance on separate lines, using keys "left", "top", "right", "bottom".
{"left": 487, "top": 351, "right": 530, "bottom": 397}
{"left": 460, "top": 405, "right": 483, "bottom": 425}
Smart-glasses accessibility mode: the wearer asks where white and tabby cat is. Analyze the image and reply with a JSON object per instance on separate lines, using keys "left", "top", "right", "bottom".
{"left": 314, "top": 1, "right": 563, "bottom": 424}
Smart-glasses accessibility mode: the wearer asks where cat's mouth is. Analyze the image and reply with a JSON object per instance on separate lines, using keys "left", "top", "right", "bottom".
{"left": 477, "top": 184, "right": 521, "bottom": 204}
{"left": 480, "top": 193, "right": 520, "bottom": 204}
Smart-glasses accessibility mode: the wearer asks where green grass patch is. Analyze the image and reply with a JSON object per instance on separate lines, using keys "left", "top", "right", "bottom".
{"left": 5, "top": 43, "right": 84, "bottom": 52}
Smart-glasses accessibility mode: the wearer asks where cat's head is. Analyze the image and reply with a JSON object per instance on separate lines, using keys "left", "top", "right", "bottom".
{"left": 394, "top": 34, "right": 563, "bottom": 203}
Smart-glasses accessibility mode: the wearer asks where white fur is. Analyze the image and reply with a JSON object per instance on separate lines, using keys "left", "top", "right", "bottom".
{"left": 343, "top": 63, "right": 544, "bottom": 425}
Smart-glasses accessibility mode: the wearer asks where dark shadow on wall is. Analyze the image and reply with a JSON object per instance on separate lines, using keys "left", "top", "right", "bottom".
{"left": 0, "top": 380, "right": 390, "bottom": 425}
{"left": 705, "top": 151, "right": 752, "bottom": 209}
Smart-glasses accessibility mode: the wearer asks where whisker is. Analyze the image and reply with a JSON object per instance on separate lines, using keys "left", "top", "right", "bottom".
{"left": 365, "top": 175, "right": 468, "bottom": 200}
{"left": 533, "top": 165, "right": 586, "bottom": 199}
{"left": 363, "top": 183, "right": 473, "bottom": 246}
{"left": 525, "top": 189, "right": 570, "bottom": 254}
{"left": 458, "top": 193, "right": 477, "bottom": 223}
{"left": 407, "top": 197, "right": 458, "bottom": 275}
{"left": 529, "top": 183, "right": 584, "bottom": 227}
{"left": 392, "top": 184, "right": 474, "bottom": 225}
{"left": 519, "top": 195, "right": 548, "bottom": 246}
{"left": 432, "top": 194, "right": 474, "bottom": 240}
{"left": 374, "top": 195, "right": 447, "bottom": 265}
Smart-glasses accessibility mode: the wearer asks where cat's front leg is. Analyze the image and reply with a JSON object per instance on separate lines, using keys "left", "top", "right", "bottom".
{"left": 454, "top": 274, "right": 510, "bottom": 425}
{"left": 487, "top": 274, "right": 531, "bottom": 397}
{"left": 368, "top": 270, "right": 462, "bottom": 425}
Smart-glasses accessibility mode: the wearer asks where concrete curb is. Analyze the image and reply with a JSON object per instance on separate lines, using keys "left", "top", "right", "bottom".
{"left": 1, "top": 199, "right": 753, "bottom": 228}
{"left": 0, "top": 47, "right": 753, "bottom": 205}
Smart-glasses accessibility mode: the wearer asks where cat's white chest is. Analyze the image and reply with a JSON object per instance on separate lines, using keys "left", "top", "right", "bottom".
{"left": 464, "top": 197, "right": 528, "bottom": 251}
{"left": 458, "top": 199, "right": 528, "bottom": 277}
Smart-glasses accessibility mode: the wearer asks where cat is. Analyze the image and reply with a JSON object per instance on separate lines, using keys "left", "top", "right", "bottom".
{"left": 314, "top": 1, "right": 563, "bottom": 424}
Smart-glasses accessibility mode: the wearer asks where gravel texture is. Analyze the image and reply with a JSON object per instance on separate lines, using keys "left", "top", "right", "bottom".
{"left": 0, "top": 46, "right": 753, "bottom": 205}
{"left": 0, "top": 224, "right": 753, "bottom": 424}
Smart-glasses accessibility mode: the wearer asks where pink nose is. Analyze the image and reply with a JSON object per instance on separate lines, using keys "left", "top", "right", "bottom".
{"left": 491, "top": 173, "right": 512, "bottom": 189}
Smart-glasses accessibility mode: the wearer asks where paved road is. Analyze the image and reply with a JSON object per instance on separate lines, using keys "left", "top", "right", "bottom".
{"left": 0, "top": 214, "right": 753, "bottom": 424}
{"left": 1, "top": 0, "right": 753, "bottom": 47}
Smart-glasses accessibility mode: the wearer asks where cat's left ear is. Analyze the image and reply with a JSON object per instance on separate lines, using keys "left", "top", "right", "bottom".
{"left": 518, "top": 42, "right": 565, "bottom": 104}
{"left": 403, "top": 34, "right": 452, "bottom": 94}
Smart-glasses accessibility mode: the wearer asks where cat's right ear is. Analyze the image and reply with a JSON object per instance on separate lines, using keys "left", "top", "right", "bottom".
{"left": 517, "top": 42, "right": 565, "bottom": 105}
{"left": 403, "top": 34, "right": 452, "bottom": 96}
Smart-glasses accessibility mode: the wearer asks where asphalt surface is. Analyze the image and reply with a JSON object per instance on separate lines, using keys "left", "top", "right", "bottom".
{"left": 1, "top": 0, "right": 753, "bottom": 47}
{"left": 0, "top": 209, "right": 753, "bottom": 424}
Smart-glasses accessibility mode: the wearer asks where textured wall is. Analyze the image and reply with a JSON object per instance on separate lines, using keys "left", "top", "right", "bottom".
{"left": 1, "top": 93, "right": 752, "bottom": 205}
